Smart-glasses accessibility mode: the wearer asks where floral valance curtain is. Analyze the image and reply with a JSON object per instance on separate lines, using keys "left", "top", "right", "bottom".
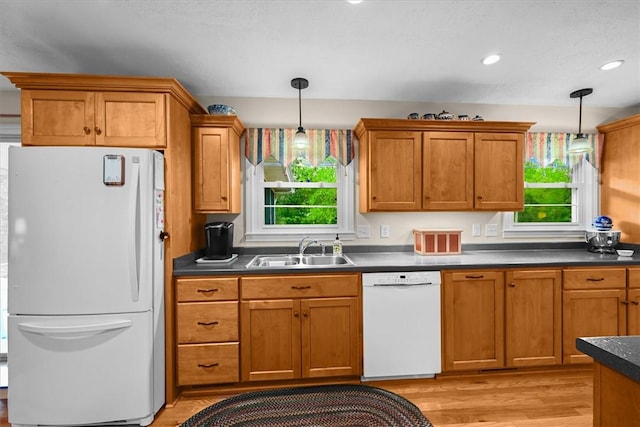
{"left": 525, "top": 132, "right": 604, "bottom": 169}
{"left": 245, "top": 128, "right": 355, "bottom": 167}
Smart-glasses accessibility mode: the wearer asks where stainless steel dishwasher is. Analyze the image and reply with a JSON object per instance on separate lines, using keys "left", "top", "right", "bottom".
{"left": 362, "top": 271, "right": 441, "bottom": 380}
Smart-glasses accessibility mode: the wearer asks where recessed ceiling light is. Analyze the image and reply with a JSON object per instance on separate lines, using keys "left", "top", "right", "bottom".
{"left": 600, "top": 60, "right": 624, "bottom": 71}
{"left": 482, "top": 54, "right": 502, "bottom": 65}
{"left": 347, "top": 0, "right": 363, "bottom": 4}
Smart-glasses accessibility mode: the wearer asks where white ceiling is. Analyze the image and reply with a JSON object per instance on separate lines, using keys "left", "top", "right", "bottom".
{"left": 1, "top": 0, "right": 639, "bottom": 108}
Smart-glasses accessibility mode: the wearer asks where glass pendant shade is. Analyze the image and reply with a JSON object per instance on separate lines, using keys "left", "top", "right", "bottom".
{"left": 568, "top": 133, "right": 592, "bottom": 153}
{"left": 293, "top": 126, "right": 309, "bottom": 148}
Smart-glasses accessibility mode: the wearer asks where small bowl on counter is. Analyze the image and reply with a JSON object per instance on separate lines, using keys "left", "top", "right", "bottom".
{"left": 616, "top": 249, "right": 634, "bottom": 257}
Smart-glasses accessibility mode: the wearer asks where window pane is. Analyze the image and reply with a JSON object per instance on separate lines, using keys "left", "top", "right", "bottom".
{"left": 518, "top": 161, "right": 573, "bottom": 223}
{"left": 265, "top": 187, "right": 337, "bottom": 225}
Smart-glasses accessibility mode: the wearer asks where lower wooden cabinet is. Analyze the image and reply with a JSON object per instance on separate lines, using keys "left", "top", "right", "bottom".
{"left": 175, "top": 277, "right": 239, "bottom": 386}
{"left": 505, "top": 269, "right": 562, "bottom": 367}
{"left": 628, "top": 268, "right": 640, "bottom": 335}
{"left": 443, "top": 268, "right": 562, "bottom": 372}
{"left": 240, "top": 274, "right": 361, "bottom": 382}
{"left": 562, "top": 268, "right": 627, "bottom": 364}
{"left": 442, "top": 270, "right": 505, "bottom": 371}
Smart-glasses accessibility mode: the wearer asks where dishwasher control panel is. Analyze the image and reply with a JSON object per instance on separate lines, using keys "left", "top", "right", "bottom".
{"left": 362, "top": 271, "right": 441, "bottom": 286}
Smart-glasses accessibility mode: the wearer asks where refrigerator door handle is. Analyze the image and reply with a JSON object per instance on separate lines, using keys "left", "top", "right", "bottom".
{"left": 128, "top": 160, "right": 141, "bottom": 302}
{"left": 17, "top": 319, "right": 133, "bottom": 339}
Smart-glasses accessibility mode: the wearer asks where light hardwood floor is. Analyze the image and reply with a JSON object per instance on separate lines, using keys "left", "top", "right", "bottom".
{"left": 150, "top": 368, "right": 594, "bottom": 427}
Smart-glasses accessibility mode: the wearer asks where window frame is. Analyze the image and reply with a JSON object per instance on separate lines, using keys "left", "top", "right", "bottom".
{"left": 503, "top": 157, "right": 598, "bottom": 238}
{"left": 244, "top": 158, "right": 356, "bottom": 242}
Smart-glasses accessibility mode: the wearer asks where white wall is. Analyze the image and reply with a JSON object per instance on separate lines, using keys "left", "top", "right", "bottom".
{"left": 2, "top": 90, "right": 638, "bottom": 247}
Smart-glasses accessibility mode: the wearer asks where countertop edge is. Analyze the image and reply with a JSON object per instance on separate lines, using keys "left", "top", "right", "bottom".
{"left": 576, "top": 337, "right": 640, "bottom": 383}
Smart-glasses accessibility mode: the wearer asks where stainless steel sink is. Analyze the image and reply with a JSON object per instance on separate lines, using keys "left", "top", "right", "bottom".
{"left": 245, "top": 254, "right": 354, "bottom": 269}
{"left": 300, "top": 255, "right": 353, "bottom": 266}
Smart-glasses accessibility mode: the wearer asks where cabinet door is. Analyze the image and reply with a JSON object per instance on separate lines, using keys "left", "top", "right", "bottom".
{"left": 423, "top": 132, "right": 474, "bottom": 210}
{"left": 21, "top": 90, "right": 95, "bottom": 146}
{"left": 240, "top": 299, "right": 301, "bottom": 381}
{"left": 367, "top": 131, "right": 422, "bottom": 211}
{"left": 442, "top": 271, "right": 505, "bottom": 371}
{"left": 96, "top": 92, "right": 166, "bottom": 148}
{"left": 474, "top": 132, "right": 524, "bottom": 210}
{"left": 192, "top": 127, "right": 240, "bottom": 213}
{"left": 628, "top": 289, "right": 640, "bottom": 335}
{"left": 301, "top": 297, "right": 360, "bottom": 378}
{"left": 562, "top": 289, "right": 627, "bottom": 364}
{"left": 505, "top": 270, "right": 562, "bottom": 367}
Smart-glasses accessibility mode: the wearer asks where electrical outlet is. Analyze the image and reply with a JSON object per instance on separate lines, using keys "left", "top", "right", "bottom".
{"left": 486, "top": 223, "right": 498, "bottom": 237}
{"left": 472, "top": 224, "right": 481, "bottom": 237}
{"left": 357, "top": 225, "right": 371, "bottom": 238}
{"left": 380, "top": 224, "right": 390, "bottom": 238}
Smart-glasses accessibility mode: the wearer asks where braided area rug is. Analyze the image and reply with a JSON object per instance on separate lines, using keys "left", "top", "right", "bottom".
{"left": 181, "top": 384, "right": 433, "bottom": 427}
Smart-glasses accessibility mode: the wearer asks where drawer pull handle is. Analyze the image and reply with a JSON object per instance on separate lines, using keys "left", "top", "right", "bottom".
{"left": 622, "top": 301, "right": 630, "bottom": 305}
{"left": 632, "top": 301, "right": 640, "bottom": 306}
{"left": 197, "top": 288, "right": 219, "bottom": 293}
{"left": 197, "top": 363, "right": 219, "bottom": 368}
{"left": 292, "top": 285, "right": 312, "bottom": 290}
{"left": 197, "top": 321, "right": 219, "bottom": 326}
{"left": 465, "top": 275, "right": 484, "bottom": 279}
{"left": 586, "top": 277, "right": 605, "bottom": 281}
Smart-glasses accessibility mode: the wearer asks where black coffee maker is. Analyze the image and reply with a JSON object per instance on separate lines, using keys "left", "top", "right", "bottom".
{"left": 204, "top": 222, "right": 234, "bottom": 260}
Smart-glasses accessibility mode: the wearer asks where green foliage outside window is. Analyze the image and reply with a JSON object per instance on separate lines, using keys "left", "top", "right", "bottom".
{"left": 518, "top": 159, "right": 572, "bottom": 223}
{"left": 267, "top": 157, "right": 338, "bottom": 225}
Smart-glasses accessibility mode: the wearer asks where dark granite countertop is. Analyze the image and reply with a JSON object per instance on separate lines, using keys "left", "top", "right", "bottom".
{"left": 576, "top": 336, "right": 640, "bottom": 383}
{"left": 173, "top": 245, "right": 640, "bottom": 276}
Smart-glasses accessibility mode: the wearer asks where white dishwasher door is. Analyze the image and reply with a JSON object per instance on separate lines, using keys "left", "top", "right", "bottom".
{"left": 362, "top": 271, "right": 441, "bottom": 380}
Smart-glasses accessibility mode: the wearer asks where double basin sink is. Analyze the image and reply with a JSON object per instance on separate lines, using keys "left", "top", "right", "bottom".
{"left": 246, "top": 254, "right": 354, "bottom": 269}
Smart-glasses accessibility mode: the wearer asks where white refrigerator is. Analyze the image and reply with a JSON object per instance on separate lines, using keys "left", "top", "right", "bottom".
{"left": 7, "top": 146, "right": 166, "bottom": 426}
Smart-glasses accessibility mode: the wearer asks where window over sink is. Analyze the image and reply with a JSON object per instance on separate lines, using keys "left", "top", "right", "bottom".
{"left": 244, "top": 128, "right": 355, "bottom": 242}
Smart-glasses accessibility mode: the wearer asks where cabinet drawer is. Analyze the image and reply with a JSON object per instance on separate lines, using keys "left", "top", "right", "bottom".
{"left": 176, "top": 277, "right": 238, "bottom": 302}
{"left": 177, "top": 343, "right": 239, "bottom": 385}
{"left": 563, "top": 268, "right": 626, "bottom": 289}
{"left": 177, "top": 301, "right": 238, "bottom": 343}
{"left": 629, "top": 268, "right": 640, "bottom": 289}
{"left": 241, "top": 274, "right": 359, "bottom": 299}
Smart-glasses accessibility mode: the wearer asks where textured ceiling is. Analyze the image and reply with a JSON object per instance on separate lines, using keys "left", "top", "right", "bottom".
{"left": 1, "top": 0, "right": 639, "bottom": 108}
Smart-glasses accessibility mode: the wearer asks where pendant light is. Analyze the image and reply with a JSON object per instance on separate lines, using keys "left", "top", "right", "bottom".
{"left": 291, "top": 77, "right": 309, "bottom": 148}
{"left": 568, "top": 88, "right": 593, "bottom": 154}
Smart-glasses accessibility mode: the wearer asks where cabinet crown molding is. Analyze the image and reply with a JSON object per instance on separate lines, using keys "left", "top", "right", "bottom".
{"left": 1, "top": 71, "right": 206, "bottom": 115}
{"left": 354, "top": 118, "right": 535, "bottom": 136}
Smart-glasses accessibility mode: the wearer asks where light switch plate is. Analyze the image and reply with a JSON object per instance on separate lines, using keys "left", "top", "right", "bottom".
{"left": 472, "top": 224, "right": 481, "bottom": 237}
{"left": 380, "top": 224, "right": 390, "bottom": 238}
{"left": 486, "top": 223, "right": 498, "bottom": 237}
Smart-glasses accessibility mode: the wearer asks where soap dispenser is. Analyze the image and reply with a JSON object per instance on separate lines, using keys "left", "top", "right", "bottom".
{"left": 333, "top": 234, "right": 343, "bottom": 255}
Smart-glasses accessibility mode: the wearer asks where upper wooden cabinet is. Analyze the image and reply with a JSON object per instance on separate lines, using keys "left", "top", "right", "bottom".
{"left": 191, "top": 115, "right": 245, "bottom": 213}
{"left": 354, "top": 119, "right": 533, "bottom": 212}
{"left": 3, "top": 72, "right": 205, "bottom": 148}
{"left": 20, "top": 90, "right": 166, "bottom": 147}
{"left": 597, "top": 114, "right": 640, "bottom": 243}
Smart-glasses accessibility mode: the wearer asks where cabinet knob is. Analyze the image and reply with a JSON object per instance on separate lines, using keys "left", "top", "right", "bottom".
{"left": 477, "top": 195, "right": 483, "bottom": 200}
{"left": 372, "top": 196, "right": 377, "bottom": 200}
{"left": 508, "top": 283, "right": 516, "bottom": 287}
{"left": 94, "top": 126, "right": 102, "bottom": 135}
{"left": 159, "top": 231, "right": 169, "bottom": 241}
{"left": 303, "top": 311, "right": 309, "bottom": 317}
{"left": 294, "top": 311, "right": 300, "bottom": 317}
{"left": 83, "top": 126, "right": 91, "bottom": 135}
{"left": 632, "top": 301, "right": 639, "bottom": 305}
{"left": 622, "top": 301, "right": 630, "bottom": 305}
{"left": 221, "top": 196, "right": 227, "bottom": 201}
